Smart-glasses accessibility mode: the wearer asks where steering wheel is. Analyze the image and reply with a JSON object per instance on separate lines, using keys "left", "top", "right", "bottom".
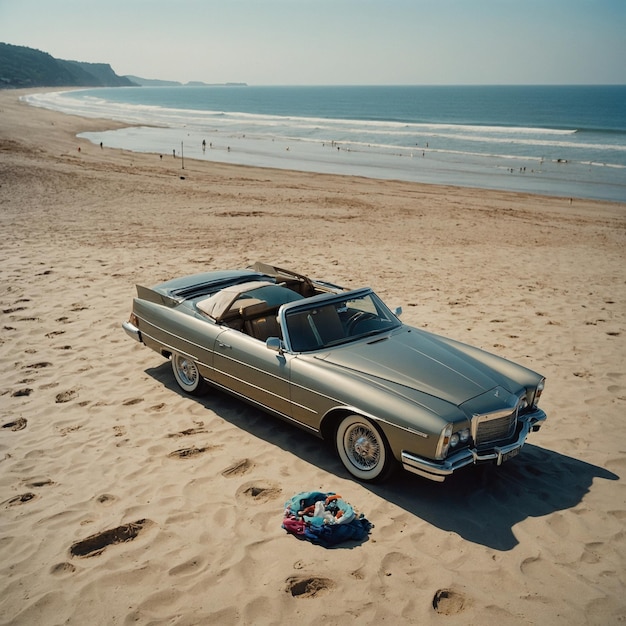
{"left": 347, "top": 311, "right": 378, "bottom": 333}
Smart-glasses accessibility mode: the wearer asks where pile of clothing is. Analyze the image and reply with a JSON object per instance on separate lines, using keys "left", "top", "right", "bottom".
{"left": 282, "top": 491, "right": 372, "bottom": 547}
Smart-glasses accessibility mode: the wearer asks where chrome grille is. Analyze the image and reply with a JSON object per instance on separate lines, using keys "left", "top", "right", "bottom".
{"left": 474, "top": 410, "right": 517, "bottom": 447}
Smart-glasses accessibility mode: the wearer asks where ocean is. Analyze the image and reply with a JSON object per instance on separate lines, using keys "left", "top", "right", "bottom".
{"left": 23, "top": 85, "right": 626, "bottom": 202}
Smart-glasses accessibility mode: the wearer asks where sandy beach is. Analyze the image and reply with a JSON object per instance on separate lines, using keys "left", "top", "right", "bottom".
{"left": 1, "top": 89, "right": 625, "bottom": 625}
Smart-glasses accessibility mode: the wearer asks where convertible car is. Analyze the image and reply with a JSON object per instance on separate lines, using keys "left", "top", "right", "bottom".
{"left": 123, "top": 262, "right": 546, "bottom": 483}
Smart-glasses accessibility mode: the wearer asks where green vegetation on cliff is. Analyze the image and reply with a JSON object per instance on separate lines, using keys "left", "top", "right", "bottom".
{"left": 0, "top": 42, "right": 136, "bottom": 88}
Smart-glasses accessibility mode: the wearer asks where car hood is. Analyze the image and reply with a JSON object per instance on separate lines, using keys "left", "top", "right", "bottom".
{"left": 315, "top": 328, "right": 504, "bottom": 407}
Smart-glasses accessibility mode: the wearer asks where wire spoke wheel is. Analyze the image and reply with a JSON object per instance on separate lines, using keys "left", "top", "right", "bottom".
{"left": 345, "top": 424, "right": 381, "bottom": 470}
{"left": 171, "top": 353, "right": 206, "bottom": 396}
{"left": 335, "top": 414, "right": 394, "bottom": 482}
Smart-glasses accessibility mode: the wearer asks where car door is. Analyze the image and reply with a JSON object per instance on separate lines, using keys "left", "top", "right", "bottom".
{"left": 212, "top": 328, "right": 291, "bottom": 416}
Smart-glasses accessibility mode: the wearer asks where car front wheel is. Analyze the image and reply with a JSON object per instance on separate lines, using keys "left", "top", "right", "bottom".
{"left": 335, "top": 414, "right": 395, "bottom": 482}
{"left": 171, "top": 353, "right": 206, "bottom": 396}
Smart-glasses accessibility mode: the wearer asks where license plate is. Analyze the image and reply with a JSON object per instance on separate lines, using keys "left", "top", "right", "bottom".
{"left": 500, "top": 447, "right": 520, "bottom": 464}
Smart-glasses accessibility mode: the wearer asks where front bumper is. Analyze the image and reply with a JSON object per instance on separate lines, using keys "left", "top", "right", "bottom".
{"left": 401, "top": 408, "right": 547, "bottom": 482}
{"left": 122, "top": 320, "right": 142, "bottom": 343}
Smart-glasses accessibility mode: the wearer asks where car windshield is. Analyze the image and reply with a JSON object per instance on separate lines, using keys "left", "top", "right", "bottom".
{"left": 285, "top": 291, "right": 401, "bottom": 352}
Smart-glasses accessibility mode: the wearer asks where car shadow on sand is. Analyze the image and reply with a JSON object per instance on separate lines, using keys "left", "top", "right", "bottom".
{"left": 146, "top": 362, "right": 619, "bottom": 551}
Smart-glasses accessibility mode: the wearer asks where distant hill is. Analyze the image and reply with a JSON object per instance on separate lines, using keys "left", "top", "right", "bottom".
{"left": 126, "top": 75, "right": 247, "bottom": 88}
{"left": 0, "top": 42, "right": 136, "bottom": 88}
{"left": 124, "top": 75, "right": 182, "bottom": 87}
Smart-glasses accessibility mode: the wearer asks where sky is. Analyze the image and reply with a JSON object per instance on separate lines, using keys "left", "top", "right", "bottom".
{"left": 1, "top": 0, "right": 625, "bottom": 86}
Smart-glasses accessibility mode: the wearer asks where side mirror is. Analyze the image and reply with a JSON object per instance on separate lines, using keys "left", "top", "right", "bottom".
{"left": 394, "top": 306, "right": 403, "bottom": 318}
{"left": 266, "top": 337, "right": 284, "bottom": 354}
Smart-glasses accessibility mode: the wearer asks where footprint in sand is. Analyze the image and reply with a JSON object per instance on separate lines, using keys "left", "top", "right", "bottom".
{"left": 23, "top": 361, "right": 52, "bottom": 370}
{"left": 50, "top": 562, "right": 76, "bottom": 576}
{"left": 95, "top": 493, "right": 117, "bottom": 506}
{"left": 285, "top": 575, "right": 335, "bottom": 598}
{"left": 168, "top": 556, "right": 206, "bottom": 577}
{"left": 519, "top": 554, "right": 543, "bottom": 577}
{"left": 167, "top": 445, "right": 216, "bottom": 459}
{"left": 235, "top": 480, "right": 282, "bottom": 503}
{"left": 11, "top": 388, "right": 33, "bottom": 397}
{"left": 55, "top": 389, "right": 78, "bottom": 403}
{"left": 221, "top": 458, "right": 254, "bottom": 477}
{"left": 432, "top": 588, "right": 470, "bottom": 614}
{"left": 69, "top": 519, "right": 152, "bottom": 557}
{"left": 4, "top": 492, "right": 37, "bottom": 507}
{"left": 46, "top": 330, "right": 66, "bottom": 338}
{"left": 581, "top": 541, "right": 603, "bottom": 565}
{"left": 25, "top": 478, "right": 55, "bottom": 488}
{"left": 122, "top": 397, "right": 143, "bottom": 406}
{"left": 2, "top": 417, "right": 28, "bottom": 431}
{"left": 59, "top": 425, "right": 82, "bottom": 436}
{"left": 167, "top": 426, "right": 208, "bottom": 438}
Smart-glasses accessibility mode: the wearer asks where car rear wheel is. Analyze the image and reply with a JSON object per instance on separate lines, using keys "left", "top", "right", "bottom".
{"left": 171, "top": 353, "right": 206, "bottom": 396}
{"left": 336, "top": 414, "right": 395, "bottom": 482}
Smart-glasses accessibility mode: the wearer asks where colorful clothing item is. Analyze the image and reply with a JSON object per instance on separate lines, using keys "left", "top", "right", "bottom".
{"left": 282, "top": 491, "right": 372, "bottom": 547}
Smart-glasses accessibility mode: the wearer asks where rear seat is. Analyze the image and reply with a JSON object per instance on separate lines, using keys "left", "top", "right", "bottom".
{"left": 239, "top": 301, "right": 282, "bottom": 341}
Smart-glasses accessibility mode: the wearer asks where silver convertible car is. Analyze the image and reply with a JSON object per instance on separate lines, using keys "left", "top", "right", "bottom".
{"left": 123, "top": 262, "right": 546, "bottom": 483}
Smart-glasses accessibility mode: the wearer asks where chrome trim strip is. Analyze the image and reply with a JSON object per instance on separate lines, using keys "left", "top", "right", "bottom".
{"left": 137, "top": 319, "right": 213, "bottom": 355}
{"left": 213, "top": 370, "right": 289, "bottom": 406}
{"left": 214, "top": 352, "right": 287, "bottom": 385}
{"left": 289, "top": 401, "right": 319, "bottom": 416}
{"left": 321, "top": 404, "right": 430, "bottom": 438}
{"left": 202, "top": 378, "right": 320, "bottom": 434}
{"left": 137, "top": 328, "right": 211, "bottom": 369}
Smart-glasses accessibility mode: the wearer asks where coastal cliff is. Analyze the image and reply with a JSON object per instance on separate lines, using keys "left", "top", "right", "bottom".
{"left": 0, "top": 42, "right": 135, "bottom": 88}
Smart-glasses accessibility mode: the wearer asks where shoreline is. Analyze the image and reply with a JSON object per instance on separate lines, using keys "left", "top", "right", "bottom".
{"left": 1, "top": 87, "right": 625, "bottom": 625}
{"left": 4, "top": 88, "right": 624, "bottom": 221}
{"left": 20, "top": 87, "right": 626, "bottom": 203}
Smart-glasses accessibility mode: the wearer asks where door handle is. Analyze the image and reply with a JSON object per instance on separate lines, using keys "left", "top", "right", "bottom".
{"left": 218, "top": 341, "right": 232, "bottom": 349}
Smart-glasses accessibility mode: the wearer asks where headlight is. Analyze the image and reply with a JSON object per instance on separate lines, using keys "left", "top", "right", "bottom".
{"left": 437, "top": 425, "right": 471, "bottom": 457}
{"left": 532, "top": 379, "right": 545, "bottom": 407}
{"left": 436, "top": 424, "right": 453, "bottom": 459}
{"left": 450, "top": 428, "right": 470, "bottom": 448}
